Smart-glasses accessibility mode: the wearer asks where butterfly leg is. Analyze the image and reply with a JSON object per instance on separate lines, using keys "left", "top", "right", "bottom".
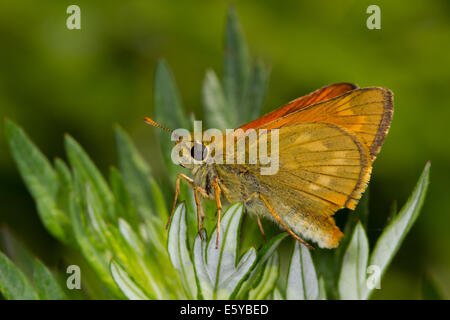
{"left": 166, "top": 173, "right": 209, "bottom": 231}
{"left": 166, "top": 173, "right": 193, "bottom": 229}
{"left": 193, "top": 187, "right": 208, "bottom": 236}
{"left": 166, "top": 173, "right": 212, "bottom": 242}
{"left": 256, "top": 216, "right": 267, "bottom": 243}
{"left": 259, "top": 193, "right": 314, "bottom": 250}
{"left": 244, "top": 192, "right": 267, "bottom": 243}
{"left": 212, "top": 177, "right": 222, "bottom": 249}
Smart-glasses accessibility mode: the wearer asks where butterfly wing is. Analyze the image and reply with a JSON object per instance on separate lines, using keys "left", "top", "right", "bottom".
{"left": 227, "top": 87, "right": 392, "bottom": 248}
{"left": 232, "top": 123, "right": 369, "bottom": 248}
{"left": 239, "top": 82, "right": 358, "bottom": 131}
{"left": 260, "top": 87, "right": 393, "bottom": 161}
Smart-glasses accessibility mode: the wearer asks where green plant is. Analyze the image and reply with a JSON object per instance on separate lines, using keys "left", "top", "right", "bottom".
{"left": 0, "top": 8, "right": 430, "bottom": 300}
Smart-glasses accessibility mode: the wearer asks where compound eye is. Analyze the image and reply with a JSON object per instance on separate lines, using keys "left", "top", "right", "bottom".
{"left": 190, "top": 143, "right": 208, "bottom": 161}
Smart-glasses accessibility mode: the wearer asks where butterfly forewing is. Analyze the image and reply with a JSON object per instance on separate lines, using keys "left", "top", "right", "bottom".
{"left": 260, "top": 87, "right": 393, "bottom": 161}
{"left": 239, "top": 82, "right": 358, "bottom": 131}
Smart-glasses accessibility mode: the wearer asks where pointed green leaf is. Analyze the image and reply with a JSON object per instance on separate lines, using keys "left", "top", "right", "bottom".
{"left": 314, "top": 189, "right": 370, "bottom": 300}
{"left": 385, "top": 200, "right": 398, "bottom": 228}
{"left": 69, "top": 193, "right": 122, "bottom": 298}
{"left": 0, "top": 251, "right": 38, "bottom": 300}
{"left": 110, "top": 260, "right": 151, "bottom": 300}
{"left": 54, "top": 158, "right": 72, "bottom": 188}
{"left": 54, "top": 159, "right": 76, "bottom": 246}
{"left": 193, "top": 203, "right": 256, "bottom": 299}
{"left": 167, "top": 203, "right": 197, "bottom": 299}
{"left": 244, "top": 59, "right": 270, "bottom": 123}
{"left": 0, "top": 228, "right": 36, "bottom": 278}
{"left": 236, "top": 232, "right": 287, "bottom": 298}
{"left": 154, "top": 59, "right": 189, "bottom": 131}
{"left": 105, "top": 223, "right": 167, "bottom": 300}
{"left": 65, "top": 135, "right": 115, "bottom": 221}
{"left": 365, "top": 162, "right": 430, "bottom": 299}
{"left": 318, "top": 277, "right": 327, "bottom": 300}
{"left": 109, "top": 167, "right": 139, "bottom": 229}
{"left": 140, "top": 215, "right": 169, "bottom": 261}
{"left": 5, "top": 120, "right": 71, "bottom": 244}
{"left": 248, "top": 251, "right": 279, "bottom": 300}
{"left": 115, "top": 126, "right": 167, "bottom": 221}
{"left": 202, "top": 69, "right": 232, "bottom": 129}
{"left": 33, "top": 259, "right": 67, "bottom": 300}
{"left": 223, "top": 7, "right": 250, "bottom": 119}
{"left": 153, "top": 60, "right": 189, "bottom": 180}
{"left": 273, "top": 287, "right": 284, "bottom": 300}
{"left": 338, "top": 222, "right": 369, "bottom": 300}
{"left": 84, "top": 184, "right": 169, "bottom": 299}
{"left": 117, "top": 218, "right": 146, "bottom": 260}
{"left": 286, "top": 242, "right": 319, "bottom": 300}
{"left": 83, "top": 184, "right": 111, "bottom": 248}
{"left": 344, "top": 189, "right": 370, "bottom": 241}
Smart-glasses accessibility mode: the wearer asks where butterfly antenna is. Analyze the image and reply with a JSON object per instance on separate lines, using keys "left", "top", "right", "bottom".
{"left": 144, "top": 117, "right": 173, "bottom": 133}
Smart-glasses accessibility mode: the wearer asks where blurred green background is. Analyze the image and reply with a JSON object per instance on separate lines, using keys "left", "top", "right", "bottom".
{"left": 0, "top": 0, "right": 449, "bottom": 299}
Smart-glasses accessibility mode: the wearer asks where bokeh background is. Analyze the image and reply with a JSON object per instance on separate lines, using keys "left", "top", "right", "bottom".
{"left": 0, "top": 0, "right": 449, "bottom": 299}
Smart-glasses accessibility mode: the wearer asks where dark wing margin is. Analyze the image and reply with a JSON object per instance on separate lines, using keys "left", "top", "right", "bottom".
{"left": 369, "top": 88, "right": 393, "bottom": 160}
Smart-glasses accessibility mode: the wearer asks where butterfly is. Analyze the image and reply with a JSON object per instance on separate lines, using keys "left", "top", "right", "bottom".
{"left": 145, "top": 82, "right": 393, "bottom": 249}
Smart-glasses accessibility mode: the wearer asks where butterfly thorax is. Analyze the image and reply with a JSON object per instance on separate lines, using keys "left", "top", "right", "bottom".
{"left": 191, "top": 163, "right": 256, "bottom": 204}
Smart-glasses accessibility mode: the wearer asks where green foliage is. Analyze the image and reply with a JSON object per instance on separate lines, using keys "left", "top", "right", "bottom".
{"left": 338, "top": 222, "right": 369, "bottom": 300}
{"left": 193, "top": 203, "right": 256, "bottom": 299}
{"left": 285, "top": 241, "right": 319, "bottom": 300}
{"left": 0, "top": 241, "right": 67, "bottom": 300}
{"left": 237, "top": 233, "right": 287, "bottom": 299}
{"left": 366, "top": 162, "right": 430, "bottom": 299}
{"left": 32, "top": 259, "right": 67, "bottom": 300}
{"left": 154, "top": 60, "right": 190, "bottom": 182}
{"left": 167, "top": 203, "right": 197, "bottom": 299}
{"left": 4, "top": 120, "right": 73, "bottom": 246}
{"left": 0, "top": 8, "right": 431, "bottom": 300}
{"left": 0, "top": 252, "right": 39, "bottom": 300}
{"left": 204, "top": 8, "right": 270, "bottom": 130}
{"left": 421, "top": 273, "right": 444, "bottom": 300}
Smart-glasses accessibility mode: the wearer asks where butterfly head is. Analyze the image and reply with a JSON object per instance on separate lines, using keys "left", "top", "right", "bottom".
{"left": 144, "top": 117, "right": 213, "bottom": 168}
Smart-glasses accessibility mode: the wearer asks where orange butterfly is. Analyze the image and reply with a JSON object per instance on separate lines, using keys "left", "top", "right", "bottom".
{"left": 146, "top": 83, "right": 393, "bottom": 249}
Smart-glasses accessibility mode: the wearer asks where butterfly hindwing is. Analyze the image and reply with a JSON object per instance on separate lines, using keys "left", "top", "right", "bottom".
{"left": 248, "top": 123, "right": 371, "bottom": 248}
